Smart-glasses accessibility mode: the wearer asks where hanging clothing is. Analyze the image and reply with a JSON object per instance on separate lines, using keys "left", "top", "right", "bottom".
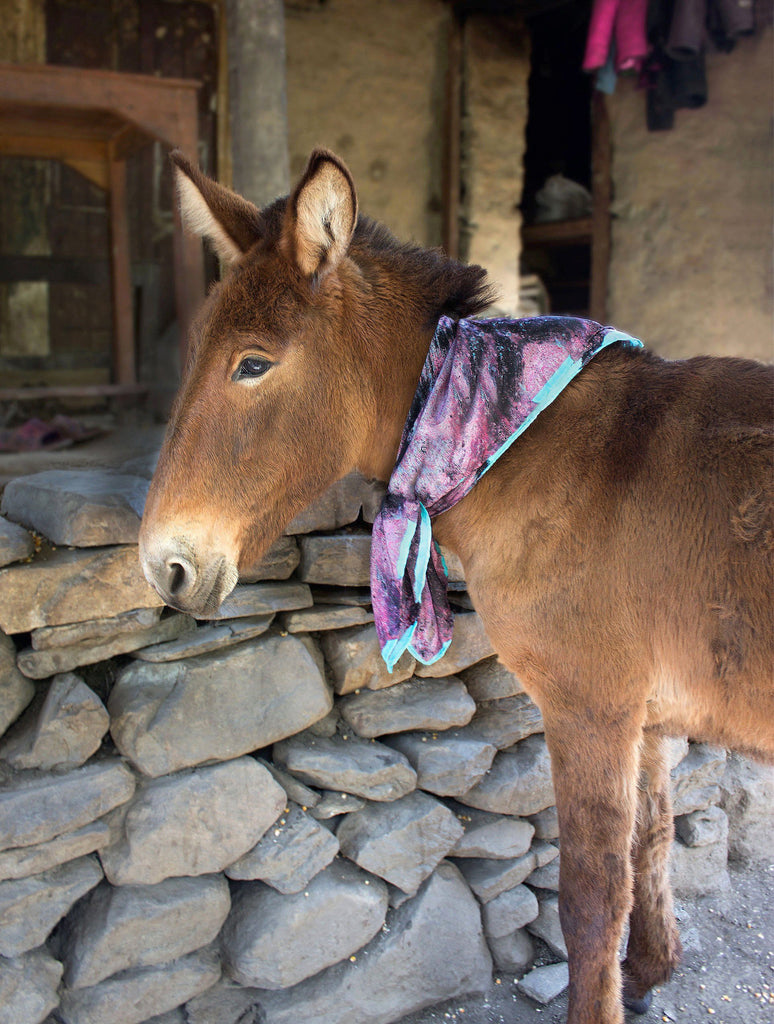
{"left": 584, "top": 0, "right": 650, "bottom": 71}
{"left": 370, "top": 315, "right": 642, "bottom": 672}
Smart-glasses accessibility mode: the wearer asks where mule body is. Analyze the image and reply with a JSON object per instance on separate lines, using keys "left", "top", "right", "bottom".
{"left": 140, "top": 150, "right": 774, "bottom": 1024}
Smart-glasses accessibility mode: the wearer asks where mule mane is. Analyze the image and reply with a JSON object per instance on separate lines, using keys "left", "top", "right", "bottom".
{"left": 258, "top": 198, "right": 494, "bottom": 325}
{"left": 351, "top": 215, "right": 495, "bottom": 325}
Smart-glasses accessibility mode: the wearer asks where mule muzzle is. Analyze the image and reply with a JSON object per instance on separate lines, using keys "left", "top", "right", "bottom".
{"left": 140, "top": 535, "right": 238, "bottom": 617}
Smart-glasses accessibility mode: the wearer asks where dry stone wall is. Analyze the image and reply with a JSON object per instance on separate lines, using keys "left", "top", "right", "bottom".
{"left": 0, "top": 462, "right": 769, "bottom": 1024}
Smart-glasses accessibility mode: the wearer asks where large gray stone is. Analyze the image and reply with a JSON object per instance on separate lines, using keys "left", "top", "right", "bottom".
{"left": 455, "top": 850, "right": 540, "bottom": 904}
{"left": 273, "top": 733, "right": 416, "bottom": 802}
{"left": 297, "top": 533, "right": 372, "bottom": 586}
{"left": 0, "top": 546, "right": 163, "bottom": 634}
{"left": 458, "top": 734, "right": 554, "bottom": 816}
{"left": 670, "top": 834, "right": 730, "bottom": 897}
{"left": 488, "top": 928, "right": 535, "bottom": 974}
{"left": 526, "top": 893, "right": 568, "bottom": 958}
{"left": 202, "top": 581, "right": 313, "bottom": 620}
{"left": 337, "top": 791, "right": 464, "bottom": 894}
{"left": 310, "top": 791, "right": 366, "bottom": 820}
{"left": 720, "top": 752, "right": 774, "bottom": 865}
{"left": 222, "top": 858, "right": 389, "bottom": 988}
{"left": 0, "top": 470, "right": 149, "bottom": 547}
{"left": 670, "top": 743, "right": 727, "bottom": 815}
{"left": 320, "top": 624, "right": 415, "bottom": 694}
{"left": 279, "top": 604, "right": 374, "bottom": 633}
{"left": 253, "top": 862, "right": 492, "bottom": 1024}
{"left": 528, "top": 805, "right": 560, "bottom": 840}
{"left": 0, "top": 673, "right": 108, "bottom": 769}
{"left": 0, "top": 631, "right": 34, "bottom": 737}
{"left": 675, "top": 805, "right": 729, "bottom": 848}
{"left": 456, "top": 841, "right": 556, "bottom": 905}
{"left": 481, "top": 884, "right": 540, "bottom": 939}
{"left": 0, "top": 820, "right": 111, "bottom": 882}
{"left": 0, "top": 515, "right": 34, "bottom": 568}
{"left": 57, "top": 945, "right": 221, "bottom": 1024}
{"left": 59, "top": 874, "right": 230, "bottom": 989}
{"left": 30, "top": 607, "right": 161, "bottom": 651}
{"left": 0, "top": 760, "right": 136, "bottom": 852}
{"left": 385, "top": 731, "right": 496, "bottom": 797}
{"left": 109, "top": 634, "right": 332, "bottom": 776}
{"left": 17, "top": 614, "right": 195, "bottom": 679}
{"left": 339, "top": 676, "right": 476, "bottom": 738}
{"left": 0, "top": 947, "right": 63, "bottom": 1024}
{"left": 238, "top": 537, "right": 300, "bottom": 582}
{"left": 184, "top": 980, "right": 264, "bottom": 1024}
{"left": 414, "top": 613, "right": 495, "bottom": 677}
{"left": 518, "top": 961, "right": 569, "bottom": 1004}
{"left": 130, "top": 615, "right": 274, "bottom": 662}
{"left": 459, "top": 656, "right": 525, "bottom": 701}
{"left": 449, "top": 803, "right": 535, "bottom": 860}
{"left": 465, "top": 693, "right": 544, "bottom": 749}
{"left": 0, "top": 855, "right": 103, "bottom": 956}
{"left": 100, "top": 758, "right": 285, "bottom": 886}
{"left": 225, "top": 803, "right": 339, "bottom": 893}
{"left": 256, "top": 758, "right": 320, "bottom": 809}
{"left": 526, "top": 855, "right": 561, "bottom": 890}
{"left": 284, "top": 472, "right": 383, "bottom": 534}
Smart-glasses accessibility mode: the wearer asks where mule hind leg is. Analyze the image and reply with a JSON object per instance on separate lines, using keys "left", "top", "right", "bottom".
{"left": 622, "top": 730, "right": 682, "bottom": 1012}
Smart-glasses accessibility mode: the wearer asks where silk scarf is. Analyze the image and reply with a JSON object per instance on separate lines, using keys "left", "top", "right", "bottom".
{"left": 370, "top": 315, "right": 642, "bottom": 671}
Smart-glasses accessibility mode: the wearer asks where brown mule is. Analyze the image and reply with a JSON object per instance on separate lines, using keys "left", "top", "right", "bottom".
{"left": 140, "top": 149, "right": 774, "bottom": 1024}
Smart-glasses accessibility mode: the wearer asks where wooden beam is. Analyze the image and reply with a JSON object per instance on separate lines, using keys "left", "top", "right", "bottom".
{"left": 0, "top": 62, "right": 201, "bottom": 154}
{"left": 441, "top": 11, "right": 464, "bottom": 259}
{"left": 0, "top": 132, "right": 107, "bottom": 165}
{"left": 107, "top": 154, "right": 136, "bottom": 387}
{"left": 522, "top": 218, "right": 593, "bottom": 246}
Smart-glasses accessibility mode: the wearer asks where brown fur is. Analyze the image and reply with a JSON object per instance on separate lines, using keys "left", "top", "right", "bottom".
{"left": 140, "top": 150, "right": 774, "bottom": 1024}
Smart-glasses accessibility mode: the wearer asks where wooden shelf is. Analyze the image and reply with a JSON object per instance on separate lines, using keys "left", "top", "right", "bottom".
{"left": 522, "top": 217, "right": 593, "bottom": 247}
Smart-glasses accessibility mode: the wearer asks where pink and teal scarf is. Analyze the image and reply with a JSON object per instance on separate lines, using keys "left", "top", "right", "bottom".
{"left": 370, "top": 315, "right": 642, "bottom": 671}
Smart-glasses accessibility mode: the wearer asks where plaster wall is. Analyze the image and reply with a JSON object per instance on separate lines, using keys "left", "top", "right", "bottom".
{"left": 607, "top": 28, "right": 773, "bottom": 361}
{"left": 285, "top": 0, "right": 450, "bottom": 249}
{"left": 285, "top": 0, "right": 529, "bottom": 299}
{"left": 463, "top": 15, "right": 529, "bottom": 315}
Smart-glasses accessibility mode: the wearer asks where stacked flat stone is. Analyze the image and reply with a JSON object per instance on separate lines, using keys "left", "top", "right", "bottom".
{"left": 0, "top": 466, "right": 767, "bottom": 1024}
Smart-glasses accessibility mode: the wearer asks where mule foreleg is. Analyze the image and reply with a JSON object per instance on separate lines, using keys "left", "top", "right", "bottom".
{"left": 622, "top": 730, "right": 682, "bottom": 1012}
{"left": 543, "top": 709, "right": 643, "bottom": 1024}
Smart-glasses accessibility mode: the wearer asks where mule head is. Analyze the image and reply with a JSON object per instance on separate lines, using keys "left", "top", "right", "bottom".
{"left": 140, "top": 149, "right": 377, "bottom": 616}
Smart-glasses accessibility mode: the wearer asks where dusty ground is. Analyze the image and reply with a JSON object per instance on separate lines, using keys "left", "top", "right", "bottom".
{"left": 399, "top": 861, "right": 774, "bottom": 1024}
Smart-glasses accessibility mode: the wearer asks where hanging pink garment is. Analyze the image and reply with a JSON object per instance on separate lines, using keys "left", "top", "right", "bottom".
{"left": 583, "top": 0, "right": 649, "bottom": 72}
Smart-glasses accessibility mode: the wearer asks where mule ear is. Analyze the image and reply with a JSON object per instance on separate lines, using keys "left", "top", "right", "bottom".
{"left": 287, "top": 149, "right": 357, "bottom": 277}
{"left": 171, "top": 151, "right": 262, "bottom": 266}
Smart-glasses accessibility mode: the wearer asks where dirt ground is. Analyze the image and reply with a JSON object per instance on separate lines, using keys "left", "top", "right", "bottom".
{"left": 399, "top": 861, "right": 774, "bottom": 1024}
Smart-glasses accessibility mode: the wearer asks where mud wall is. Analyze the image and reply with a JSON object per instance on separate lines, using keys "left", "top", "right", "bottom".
{"left": 285, "top": 1, "right": 529, "bottom": 311}
{"left": 606, "top": 28, "right": 773, "bottom": 361}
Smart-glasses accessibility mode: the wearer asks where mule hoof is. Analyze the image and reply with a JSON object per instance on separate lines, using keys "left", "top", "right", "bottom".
{"left": 623, "top": 988, "right": 653, "bottom": 1015}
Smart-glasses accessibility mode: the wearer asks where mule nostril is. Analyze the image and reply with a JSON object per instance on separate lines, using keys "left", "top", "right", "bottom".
{"left": 164, "top": 556, "right": 195, "bottom": 599}
{"left": 167, "top": 560, "right": 188, "bottom": 597}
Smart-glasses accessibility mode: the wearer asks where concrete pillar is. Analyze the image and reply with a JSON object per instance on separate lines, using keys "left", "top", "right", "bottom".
{"left": 226, "top": 0, "right": 290, "bottom": 207}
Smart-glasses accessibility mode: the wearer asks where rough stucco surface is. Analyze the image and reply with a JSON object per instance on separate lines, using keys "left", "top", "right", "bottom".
{"left": 607, "top": 29, "right": 773, "bottom": 361}
{"left": 463, "top": 16, "right": 529, "bottom": 316}
{"left": 285, "top": 0, "right": 448, "bottom": 249}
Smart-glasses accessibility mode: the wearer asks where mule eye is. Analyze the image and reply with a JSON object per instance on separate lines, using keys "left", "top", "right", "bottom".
{"left": 234, "top": 356, "right": 271, "bottom": 381}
